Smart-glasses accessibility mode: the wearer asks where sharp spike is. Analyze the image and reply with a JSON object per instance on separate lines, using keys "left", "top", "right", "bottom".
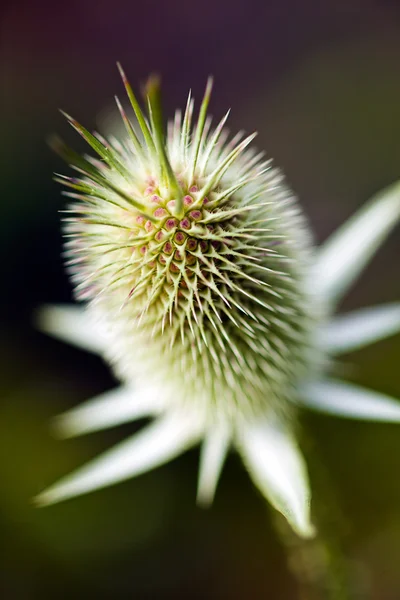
{"left": 189, "top": 76, "right": 213, "bottom": 184}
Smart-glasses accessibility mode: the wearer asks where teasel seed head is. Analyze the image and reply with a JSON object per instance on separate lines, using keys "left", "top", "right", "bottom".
{"left": 53, "top": 66, "right": 320, "bottom": 429}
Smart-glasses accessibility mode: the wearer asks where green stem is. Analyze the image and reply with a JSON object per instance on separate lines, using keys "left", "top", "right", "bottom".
{"left": 273, "top": 429, "right": 369, "bottom": 600}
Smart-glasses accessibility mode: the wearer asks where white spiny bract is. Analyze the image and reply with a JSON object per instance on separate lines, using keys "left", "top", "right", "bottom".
{"left": 36, "top": 66, "right": 400, "bottom": 538}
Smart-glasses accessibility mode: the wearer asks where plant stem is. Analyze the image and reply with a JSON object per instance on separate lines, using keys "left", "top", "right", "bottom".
{"left": 273, "top": 429, "right": 369, "bottom": 600}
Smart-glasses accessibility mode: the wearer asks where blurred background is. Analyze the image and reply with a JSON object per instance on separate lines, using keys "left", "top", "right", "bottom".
{"left": 1, "top": 0, "right": 400, "bottom": 598}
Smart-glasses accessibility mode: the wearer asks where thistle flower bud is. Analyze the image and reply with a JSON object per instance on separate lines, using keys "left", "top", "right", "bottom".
{"left": 39, "top": 65, "right": 400, "bottom": 538}
{"left": 56, "top": 69, "right": 317, "bottom": 427}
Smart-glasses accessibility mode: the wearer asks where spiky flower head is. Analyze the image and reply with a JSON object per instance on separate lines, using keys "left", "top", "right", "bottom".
{"left": 56, "top": 67, "right": 317, "bottom": 425}
{"left": 37, "top": 66, "right": 400, "bottom": 538}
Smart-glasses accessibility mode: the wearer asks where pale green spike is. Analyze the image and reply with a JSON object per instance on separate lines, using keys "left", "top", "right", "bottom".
{"left": 114, "top": 95, "right": 143, "bottom": 157}
{"left": 204, "top": 177, "right": 255, "bottom": 209}
{"left": 199, "top": 133, "right": 258, "bottom": 200}
{"left": 302, "top": 379, "right": 400, "bottom": 422}
{"left": 60, "top": 190, "right": 126, "bottom": 213}
{"left": 116, "top": 62, "right": 156, "bottom": 153}
{"left": 189, "top": 77, "right": 214, "bottom": 184}
{"left": 199, "top": 109, "right": 231, "bottom": 175}
{"left": 50, "top": 136, "right": 155, "bottom": 221}
{"left": 237, "top": 416, "right": 314, "bottom": 535}
{"left": 60, "top": 111, "right": 131, "bottom": 181}
{"left": 313, "top": 180, "right": 400, "bottom": 306}
{"left": 180, "top": 90, "right": 193, "bottom": 159}
{"left": 320, "top": 303, "right": 400, "bottom": 354}
{"left": 36, "top": 414, "right": 203, "bottom": 506}
{"left": 202, "top": 203, "right": 264, "bottom": 224}
{"left": 145, "top": 76, "right": 184, "bottom": 216}
{"left": 53, "top": 385, "right": 164, "bottom": 438}
{"left": 36, "top": 304, "right": 106, "bottom": 354}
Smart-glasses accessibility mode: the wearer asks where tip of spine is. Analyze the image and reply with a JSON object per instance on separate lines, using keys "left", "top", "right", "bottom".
{"left": 145, "top": 73, "right": 161, "bottom": 93}
{"left": 32, "top": 490, "right": 60, "bottom": 508}
{"left": 116, "top": 61, "right": 127, "bottom": 83}
{"left": 32, "top": 494, "right": 46, "bottom": 508}
{"left": 205, "top": 75, "right": 214, "bottom": 94}
{"left": 59, "top": 109, "right": 73, "bottom": 121}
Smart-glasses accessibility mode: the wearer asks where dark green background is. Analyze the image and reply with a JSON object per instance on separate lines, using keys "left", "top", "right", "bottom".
{"left": 1, "top": 1, "right": 400, "bottom": 598}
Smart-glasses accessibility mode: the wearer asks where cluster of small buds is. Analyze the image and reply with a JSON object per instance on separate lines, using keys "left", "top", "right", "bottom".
{"left": 131, "top": 183, "right": 217, "bottom": 282}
